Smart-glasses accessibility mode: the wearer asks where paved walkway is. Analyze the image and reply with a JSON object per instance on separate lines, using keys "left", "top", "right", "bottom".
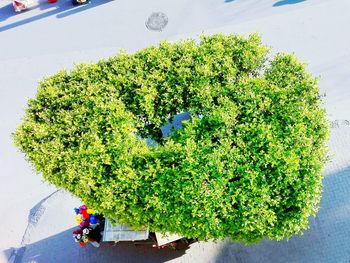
{"left": 217, "top": 126, "right": 350, "bottom": 263}
{"left": 3, "top": 125, "right": 349, "bottom": 263}
{"left": 1, "top": 0, "right": 350, "bottom": 262}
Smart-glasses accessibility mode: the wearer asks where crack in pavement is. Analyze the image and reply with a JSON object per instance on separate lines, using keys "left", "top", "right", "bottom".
{"left": 9, "top": 189, "right": 62, "bottom": 263}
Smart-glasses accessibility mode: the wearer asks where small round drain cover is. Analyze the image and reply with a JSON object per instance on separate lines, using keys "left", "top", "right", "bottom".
{"left": 146, "top": 12, "right": 168, "bottom": 31}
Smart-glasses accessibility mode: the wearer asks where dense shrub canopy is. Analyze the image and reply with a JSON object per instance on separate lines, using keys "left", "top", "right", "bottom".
{"left": 14, "top": 34, "right": 329, "bottom": 243}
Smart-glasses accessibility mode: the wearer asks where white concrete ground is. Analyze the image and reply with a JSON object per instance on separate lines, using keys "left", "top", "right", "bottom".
{"left": 4, "top": 126, "right": 350, "bottom": 263}
{"left": 1, "top": 0, "right": 350, "bottom": 262}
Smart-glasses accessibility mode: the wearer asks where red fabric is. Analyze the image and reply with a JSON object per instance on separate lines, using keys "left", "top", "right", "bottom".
{"left": 82, "top": 210, "right": 90, "bottom": 219}
{"left": 72, "top": 229, "right": 82, "bottom": 235}
{"left": 13, "top": 1, "right": 25, "bottom": 7}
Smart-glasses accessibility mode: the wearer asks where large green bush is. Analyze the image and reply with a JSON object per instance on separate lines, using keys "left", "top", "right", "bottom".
{"left": 14, "top": 34, "right": 329, "bottom": 243}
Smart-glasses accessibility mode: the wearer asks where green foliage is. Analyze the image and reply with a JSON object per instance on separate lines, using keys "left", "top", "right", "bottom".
{"left": 14, "top": 34, "right": 329, "bottom": 243}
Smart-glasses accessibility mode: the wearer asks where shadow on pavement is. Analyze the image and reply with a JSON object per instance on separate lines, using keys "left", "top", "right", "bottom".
{"left": 0, "top": 0, "right": 113, "bottom": 33}
{"left": 215, "top": 166, "right": 350, "bottom": 263}
{"left": 273, "top": 0, "right": 306, "bottom": 7}
{"left": 4, "top": 227, "right": 188, "bottom": 263}
{"left": 0, "top": 3, "right": 21, "bottom": 22}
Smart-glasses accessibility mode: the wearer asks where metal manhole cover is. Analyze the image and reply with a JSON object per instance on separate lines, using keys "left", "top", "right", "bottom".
{"left": 146, "top": 12, "right": 168, "bottom": 31}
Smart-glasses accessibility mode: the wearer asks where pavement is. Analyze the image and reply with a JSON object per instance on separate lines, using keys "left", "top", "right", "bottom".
{"left": 3, "top": 125, "right": 350, "bottom": 263}
{"left": 1, "top": 0, "right": 350, "bottom": 262}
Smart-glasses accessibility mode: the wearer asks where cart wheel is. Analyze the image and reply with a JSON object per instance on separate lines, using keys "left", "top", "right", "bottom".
{"left": 174, "top": 239, "right": 190, "bottom": 250}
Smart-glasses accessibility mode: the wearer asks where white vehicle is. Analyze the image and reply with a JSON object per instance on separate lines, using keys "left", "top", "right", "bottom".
{"left": 12, "top": 0, "right": 36, "bottom": 12}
